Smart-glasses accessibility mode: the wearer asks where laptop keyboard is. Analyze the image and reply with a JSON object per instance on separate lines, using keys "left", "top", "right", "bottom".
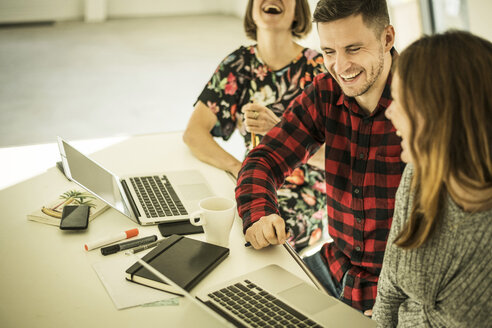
{"left": 130, "top": 175, "right": 187, "bottom": 218}
{"left": 208, "top": 280, "right": 323, "bottom": 328}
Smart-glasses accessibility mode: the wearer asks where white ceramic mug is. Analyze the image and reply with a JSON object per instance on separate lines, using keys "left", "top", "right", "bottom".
{"left": 189, "top": 196, "right": 236, "bottom": 248}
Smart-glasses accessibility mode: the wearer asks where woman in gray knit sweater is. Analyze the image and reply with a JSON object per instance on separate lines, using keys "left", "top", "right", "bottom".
{"left": 372, "top": 31, "right": 492, "bottom": 327}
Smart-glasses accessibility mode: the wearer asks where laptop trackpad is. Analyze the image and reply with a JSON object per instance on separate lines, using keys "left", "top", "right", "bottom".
{"left": 177, "top": 184, "right": 213, "bottom": 201}
{"left": 278, "top": 283, "right": 338, "bottom": 315}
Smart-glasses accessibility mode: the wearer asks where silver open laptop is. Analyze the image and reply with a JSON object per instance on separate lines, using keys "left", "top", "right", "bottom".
{"left": 57, "top": 137, "right": 214, "bottom": 225}
{"left": 135, "top": 254, "right": 375, "bottom": 327}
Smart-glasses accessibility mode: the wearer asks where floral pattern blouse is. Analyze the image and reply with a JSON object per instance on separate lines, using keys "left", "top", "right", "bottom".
{"left": 196, "top": 45, "right": 328, "bottom": 251}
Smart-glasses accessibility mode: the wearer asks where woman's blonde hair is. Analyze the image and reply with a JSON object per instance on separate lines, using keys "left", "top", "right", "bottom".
{"left": 394, "top": 30, "right": 492, "bottom": 249}
{"left": 244, "top": 0, "right": 312, "bottom": 41}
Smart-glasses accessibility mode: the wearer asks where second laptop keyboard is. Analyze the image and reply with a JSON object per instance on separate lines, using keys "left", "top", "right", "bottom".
{"left": 130, "top": 175, "right": 187, "bottom": 218}
{"left": 208, "top": 279, "right": 323, "bottom": 328}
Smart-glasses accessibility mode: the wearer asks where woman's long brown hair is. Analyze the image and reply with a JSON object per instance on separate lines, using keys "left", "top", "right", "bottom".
{"left": 394, "top": 30, "right": 492, "bottom": 249}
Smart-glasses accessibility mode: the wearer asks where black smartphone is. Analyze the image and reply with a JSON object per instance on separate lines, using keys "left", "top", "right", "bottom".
{"left": 158, "top": 220, "right": 204, "bottom": 237}
{"left": 60, "top": 205, "right": 90, "bottom": 230}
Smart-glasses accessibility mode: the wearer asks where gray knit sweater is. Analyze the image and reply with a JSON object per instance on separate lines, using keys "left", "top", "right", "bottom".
{"left": 373, "top": 165, "right": 492, "bottom": 327}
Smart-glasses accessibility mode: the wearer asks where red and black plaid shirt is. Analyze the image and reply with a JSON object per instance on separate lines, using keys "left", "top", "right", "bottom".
{"left": 236, "top": 60, "right": 404, "bottom": 311}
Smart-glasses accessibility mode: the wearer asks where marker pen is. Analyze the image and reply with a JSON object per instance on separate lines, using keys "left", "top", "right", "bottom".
{"left": 125, "top": 238, "right": 166, "bottom": 255}
{"left": 84, "top": 228, "right": 139, "bottom": 251}
{"left": 101, "top": 235, "right": 157, "bottom": 255}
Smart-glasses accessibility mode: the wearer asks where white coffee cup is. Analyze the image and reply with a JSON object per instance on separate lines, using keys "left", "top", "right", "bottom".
{"left": 189, "top": 196, "right": 236, "bottom": 248}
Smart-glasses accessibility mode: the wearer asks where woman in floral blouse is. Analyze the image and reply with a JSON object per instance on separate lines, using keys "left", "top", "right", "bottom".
{"left": 183, "top": 0, "right": 327, "bottom": 251}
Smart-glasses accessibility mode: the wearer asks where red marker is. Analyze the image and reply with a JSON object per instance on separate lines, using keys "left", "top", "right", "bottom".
{"left": 84, "top": 228, "right": 139, "bottom": 251}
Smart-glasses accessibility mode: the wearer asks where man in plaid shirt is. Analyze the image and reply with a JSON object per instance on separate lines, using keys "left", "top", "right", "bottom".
{"left": 236, "top": 0, "right": 405, "bottom": 312}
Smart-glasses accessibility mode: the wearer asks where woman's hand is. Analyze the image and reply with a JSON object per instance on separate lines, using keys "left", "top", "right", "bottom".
{"left": 242, "top": 103, "right": 281, "bottom": 136}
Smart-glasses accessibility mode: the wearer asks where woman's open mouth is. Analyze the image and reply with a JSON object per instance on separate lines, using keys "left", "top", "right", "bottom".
{"left": 263, "top": 4, "right": 282, "bottom": 14}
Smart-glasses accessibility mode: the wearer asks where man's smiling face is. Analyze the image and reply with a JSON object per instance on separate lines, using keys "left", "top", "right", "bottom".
{"left": 318, "top": 14, "right": 386, "bottom": 98}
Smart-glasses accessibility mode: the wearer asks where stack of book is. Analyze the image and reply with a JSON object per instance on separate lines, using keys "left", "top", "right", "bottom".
{"left": 27, "top": 189, "right": 108, "bottom": 226}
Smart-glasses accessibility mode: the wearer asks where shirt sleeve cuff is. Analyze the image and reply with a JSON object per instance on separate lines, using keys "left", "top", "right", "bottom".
{"left": 241, "top": 208, "right": 279, "bottom": 234}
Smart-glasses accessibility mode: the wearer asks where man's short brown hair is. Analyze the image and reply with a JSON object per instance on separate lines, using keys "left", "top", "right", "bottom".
{"left": 244, "top": 0, "right": 312, "bottom": 41}
{"left": 313, "top": 0, "right": 390, "bottom": 36}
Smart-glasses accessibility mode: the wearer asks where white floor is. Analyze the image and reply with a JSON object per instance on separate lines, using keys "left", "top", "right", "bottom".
{"left": 0, "top": 15, "right": 249, "bottom": 150}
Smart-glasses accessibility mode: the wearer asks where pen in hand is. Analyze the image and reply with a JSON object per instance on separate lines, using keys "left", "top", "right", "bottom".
{"left": 244, "top": 226, "right": 290, "bottom": 247}
{"left": 251, "top": 132, "right": 257, "bottom": 148}
{"left": 249, "top": 100, "right": 259, "bottom": 148}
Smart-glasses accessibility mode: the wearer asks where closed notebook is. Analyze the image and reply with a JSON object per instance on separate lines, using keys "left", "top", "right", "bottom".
{"left": 125, "top": 234, "right": 229, "bottom": 295}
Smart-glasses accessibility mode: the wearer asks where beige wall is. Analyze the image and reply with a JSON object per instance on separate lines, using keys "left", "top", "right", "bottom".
{"left": 0, "top": 0, "right": 242, "bottom": 24}
{"left": 2, "top": 0, "right": 489, "bottom": 43}
{"left": 468, "top": 0, "right": 492, "bottom": 41}
{"left": 389, "top": 0, "right": 423, "bottom": 51}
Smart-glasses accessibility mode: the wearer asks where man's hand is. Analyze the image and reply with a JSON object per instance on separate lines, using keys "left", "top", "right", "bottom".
{"left": 364, "top": 309, "right": 373, "bottom": 317}
{"left": 245, "top": 214, "right": 289, "bottom": 249}
{"left": 228, "top": 162, "right": 242, "bottom": 179}
{"left": 242, "top": 104, "right": 281, "bottom": 136}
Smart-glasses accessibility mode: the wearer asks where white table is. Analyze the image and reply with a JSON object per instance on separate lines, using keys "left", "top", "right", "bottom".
{"left": 0, "top": 132, "right": 312, "bottom": 327}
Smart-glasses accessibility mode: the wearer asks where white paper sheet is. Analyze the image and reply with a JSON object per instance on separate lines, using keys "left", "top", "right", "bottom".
{"left": 92, "top": 255, "right": 178, "bottom": 309}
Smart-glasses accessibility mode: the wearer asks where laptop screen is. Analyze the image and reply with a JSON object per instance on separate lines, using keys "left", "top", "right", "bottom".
{"left": 58, "top": 138, "right": 133, "bottom": 219}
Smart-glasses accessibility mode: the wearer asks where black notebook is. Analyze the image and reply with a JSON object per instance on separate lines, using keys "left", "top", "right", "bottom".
{"left": 125, "top": 234, "right": 229, "bottom": 295}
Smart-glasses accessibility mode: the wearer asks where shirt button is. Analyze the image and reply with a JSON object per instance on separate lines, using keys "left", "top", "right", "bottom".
{"left": 356, "top": 217, "right": 362, "bottom": 223}
{"left": 359, "top": 152, "right": 364, "bottom": 159}
{"left": 354, "top": 188, "right": 360, "bottom": 194}
{"left": 355, "top": 246, "right": 361, "bottom": 252}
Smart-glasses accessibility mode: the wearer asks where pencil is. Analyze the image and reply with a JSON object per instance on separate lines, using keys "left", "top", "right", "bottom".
{"left": 250, "top": 99, "right": 258, "bottom": 148}
{"left": 251, "top": 132, "right": 257, "bottom": 148}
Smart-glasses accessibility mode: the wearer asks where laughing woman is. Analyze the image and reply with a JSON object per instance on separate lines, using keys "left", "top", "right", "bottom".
{"left": 372, "top": 30, "right": 492, "bottom": 327}
{"left": 183, "top": 0, "right": 328, "bottom": 251}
